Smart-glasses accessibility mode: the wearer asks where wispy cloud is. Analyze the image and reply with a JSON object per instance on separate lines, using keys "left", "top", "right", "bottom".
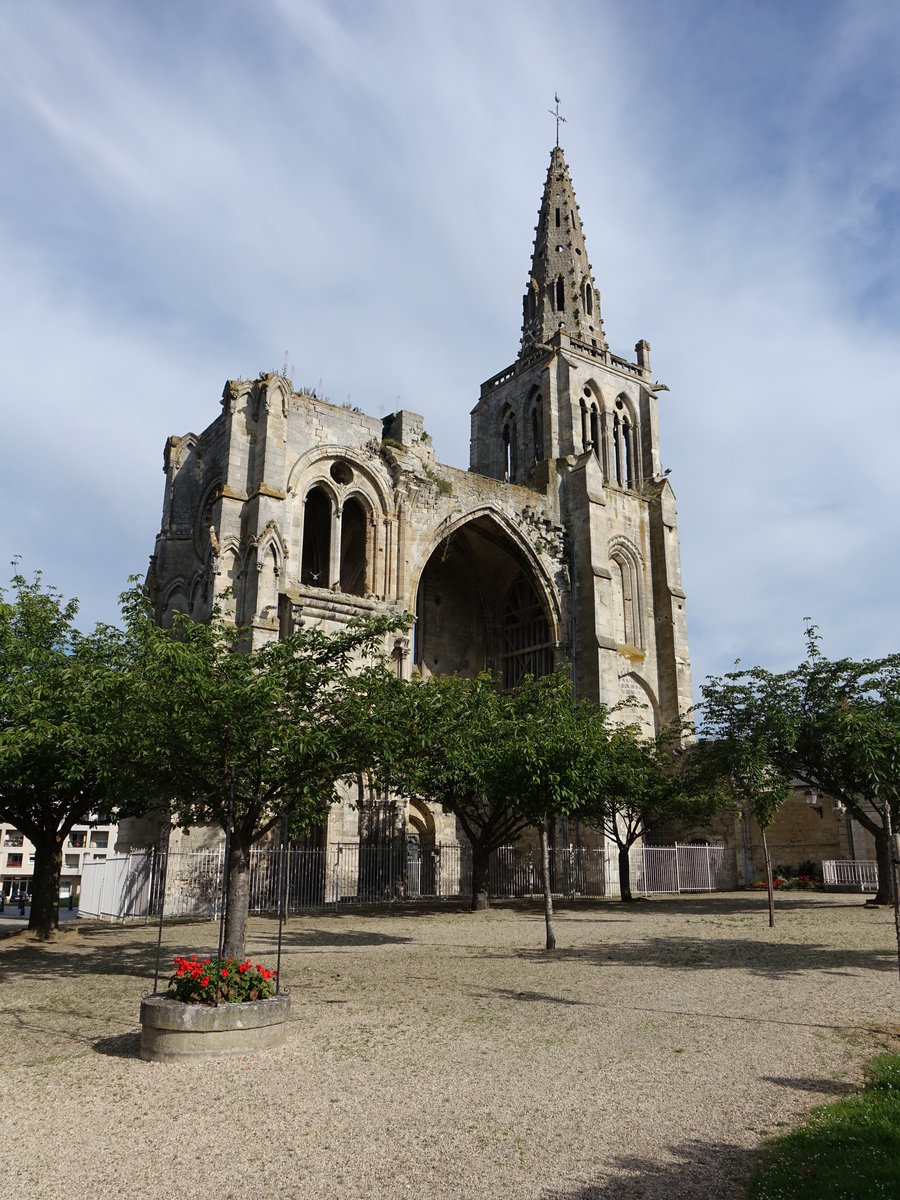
{"left": 1, "top": 0, "right": 898, "bottom": 692}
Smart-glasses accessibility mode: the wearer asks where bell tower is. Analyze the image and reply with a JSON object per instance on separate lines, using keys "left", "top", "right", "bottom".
{"left": 469, "top": 143, "right": 692, "bottom": 726}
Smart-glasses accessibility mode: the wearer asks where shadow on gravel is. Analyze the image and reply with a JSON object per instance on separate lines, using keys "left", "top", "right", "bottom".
{"left": 489, "top": 987, "right": 588, "bottom": 1006}
{"left": 594, "top": 893, "right": 872, "bottom": 917}
{"left": 541, "top": 1139, "right": 755, "bottom": 1200}
{"left": 0, "top": 937, "right": 162, "bottom": 985}
{"left": 93, "top": 1030, "right": 141, "bottom": 1059}
{"left": 274, "top": 928, "right": 413, "bottom": 948}
{"left": 762, "top": 1074, "right": 857, "bottom": 1096}
{"left": 490, "top": 936, "right": 895, "bottom": 979}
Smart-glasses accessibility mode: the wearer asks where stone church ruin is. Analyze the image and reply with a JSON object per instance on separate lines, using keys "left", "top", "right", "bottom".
{"left": 133, "top": 144, "right": 694, "bottom": 893}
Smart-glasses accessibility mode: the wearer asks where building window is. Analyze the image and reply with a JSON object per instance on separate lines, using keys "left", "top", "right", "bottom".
{"left": 339, "top": 498, "right": 367, "bottom": 596}
{"left": 90, "top": 832, "right": 108, "bottom": 849}
{"left": 502, "top": 417, "right": 518, "bottom": 482}
{"left": 531, "top": 398, "right": 544, "bottom": 463}
{"left": 301, "top": 487, "right": 332, "bottom": 587}
{"left": 6, "top": 854, "right": 23, "bottom": 869}
{"left": 610, "top": 545, "right": 644, "bottom": 649}
{"left": 68, "top": 832, "right": 86, "bottom": 849}
{"left": 64, "top": 855, "right": 80, "bottom": 869}
{"left": 3, "top": 832, "right": 23, "bottom": 847}
{"left": 585, "top": 283, "right": 593, "bottom": 316}
{"left": 555, "top": 276, "right": 565, "bottom": 312}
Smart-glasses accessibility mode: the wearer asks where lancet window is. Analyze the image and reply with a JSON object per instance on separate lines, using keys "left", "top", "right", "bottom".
{"left": 339, "top": 498, "right": 367, "bottom": 596}
{"left": 502, "top": 411, "right": 518, "bottom": 481}
{"left": 530, "top": 395, "right": 544, "bottom": 463}
{"left": 301, "top": 487, "right": 332, "bottom": 587}
{"left": 610, "top": 543, "right": 644, "bottom": 650}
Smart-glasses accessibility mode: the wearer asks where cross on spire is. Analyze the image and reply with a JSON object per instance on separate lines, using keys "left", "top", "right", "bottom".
{"left": 548, "top": 94, "right": 566, "bottom": 147}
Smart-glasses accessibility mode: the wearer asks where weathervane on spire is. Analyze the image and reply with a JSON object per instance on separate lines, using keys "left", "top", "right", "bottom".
{"left": 548, "top": 94, "right": 566, "bottom": 147}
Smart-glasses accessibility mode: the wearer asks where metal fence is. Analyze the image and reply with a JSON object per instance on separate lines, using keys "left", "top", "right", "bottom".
{"left": 822, "top": 859, "right": 879, "bottom": 891}
{"left": 631, "top": 844, "right": 735, "bottom": 895}
{"left": 78, "top": 840, "right": 737, "bottom": 921}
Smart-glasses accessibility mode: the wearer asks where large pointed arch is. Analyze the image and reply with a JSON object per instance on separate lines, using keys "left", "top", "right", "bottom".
{"left": 411, "top": 508, "right": 560, "bottom": 683}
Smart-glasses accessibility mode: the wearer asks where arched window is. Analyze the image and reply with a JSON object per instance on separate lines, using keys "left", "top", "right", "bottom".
{"left": 531, "top": 397, "right": 544, "bottom": 463}
{"left": 622, "top": 417, "right": 633, "bottom": 486}
{"left": 339, "top": 498, "right": 367, "bottom": 596}
{"left": 610, "top": 544, "right": 644, "bottom": 649}
{"left": 555, "top": 276, "right": 565, "bottom": 312}
{"left": 501, "top": 575, "right": 552, "bottom": 689}
{"left": 585, "top": 283, "right": 593, "bottom": 316}
{"left": 301, "top": 487, "right": 331, "bottom": 587}
{"left": 256, "top": 544, "right": 279, "bottom": 617}
{"left": 220, "top": 549, "right": 242, "bottom": 622}
{"left": 503, "top": 416, "right": 518, "bottom": 481}
{"left": 589, "top": 406, "right": 600, "bottom": 460}
{"left": 613, "top": 397, "right": 639, "bottom": 489}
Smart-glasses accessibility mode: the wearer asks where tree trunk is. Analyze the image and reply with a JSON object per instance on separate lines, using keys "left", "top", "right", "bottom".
{"left": 222, "top": 834, "right": 252, "bottom": 958}
{"left": 884, "top": 807, "right": 900, "bottom": 988}
{"left": 761, "top": 826, "right": 775, "bottom": 928}
{"left": 470, "top": 840, "right": 491, "bottom": 911}
{"left": 872, "top": 824, "right": 894, "bottom": 906}
{"left": 539, "top": 820, "right": 556, "bottom": 950}
{"left": 618, "top": 845, "right": 634, "bottom": 903}
{"left": 29, "top": 836, "right": 62, "bottom": 939}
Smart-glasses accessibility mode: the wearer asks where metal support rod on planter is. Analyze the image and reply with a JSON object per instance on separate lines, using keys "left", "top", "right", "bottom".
{"left": 152, "top": 825, "right": 172, "bottom": 995}
{"left": 215, "top": 768, "right": 235, "bottom": 1004}
{"left": 275, "top": 810, "right": 287, "bottom": 994}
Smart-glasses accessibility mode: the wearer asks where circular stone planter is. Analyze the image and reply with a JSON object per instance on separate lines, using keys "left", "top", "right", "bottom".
{"left": 139, "top": 992, "right": 290, "bottom": 1063}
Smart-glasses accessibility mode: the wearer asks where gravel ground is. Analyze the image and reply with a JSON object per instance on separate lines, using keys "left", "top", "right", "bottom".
{"left": 0, "top": 892, "right": 897, "bottom": 1200}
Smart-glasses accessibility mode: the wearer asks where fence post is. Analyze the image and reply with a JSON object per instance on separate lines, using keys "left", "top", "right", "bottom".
{"left": 332, "top": 843, "right": 341, "bottom": 909}
{"left": 705, "top": 845, "right": 713, "bottom": 892}
{"left": 674, "top": 843, "right": 681, "bottom": 894}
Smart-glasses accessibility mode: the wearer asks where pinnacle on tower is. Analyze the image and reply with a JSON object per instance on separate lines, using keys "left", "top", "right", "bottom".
{"left": 519, "top": 146, "right": 607, "bottom": 357}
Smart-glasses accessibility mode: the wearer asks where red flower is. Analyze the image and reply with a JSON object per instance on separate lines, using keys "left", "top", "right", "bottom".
{"left": 221, "top": 969, "right": 229, "bottom": 978}
{"left": 200, "top": 975, "right": 209, "bottom": 988}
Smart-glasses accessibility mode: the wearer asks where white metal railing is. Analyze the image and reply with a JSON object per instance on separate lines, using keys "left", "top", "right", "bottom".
{"left": 822, "top": 859, "right": 878, "bottom": 891}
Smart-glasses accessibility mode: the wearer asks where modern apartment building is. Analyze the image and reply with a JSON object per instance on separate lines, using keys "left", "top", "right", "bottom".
{"left": 0, "top": 820, "right": 118, "bottom": 902}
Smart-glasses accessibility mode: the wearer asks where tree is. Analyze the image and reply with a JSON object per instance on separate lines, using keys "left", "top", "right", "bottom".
{"left": 502, "top": 672, "right": 592, "bottom": 948}
{"left": 381, "top": 673, "right": 533, "bottom": 911}
{"left": 0, "top": 567, "right": 133, "bottom": 939}
{"left": 574, "top": 712, "right": 724, "bottom": 903}
{"left": 706, "top": 733, "right": 792, "bottom": 927}
{"left": 701, "top": 629, "right": 900, "bottom": 910}
{"left": 125, "top": 592, "right": 406, "bottom": 958}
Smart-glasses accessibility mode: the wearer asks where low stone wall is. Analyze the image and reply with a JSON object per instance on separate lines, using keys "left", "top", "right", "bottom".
{"left": 139, "top": 992, "right": 290, "bottom": 1062}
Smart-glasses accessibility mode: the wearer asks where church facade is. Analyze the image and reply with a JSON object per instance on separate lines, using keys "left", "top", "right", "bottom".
{"left": 146, "top": 146, "right": 692, "bottom": 854}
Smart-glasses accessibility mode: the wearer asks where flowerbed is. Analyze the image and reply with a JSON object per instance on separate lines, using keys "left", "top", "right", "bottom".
{"left": 751, "top": 874, "right": 818, "bottom": 891}
{"left": 168, "top": 955, "right": 277, "bottom": 1005}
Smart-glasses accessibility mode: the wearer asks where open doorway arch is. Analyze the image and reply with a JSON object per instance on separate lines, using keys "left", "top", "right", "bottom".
{"left": 413, "top": 513, "right": 557, "bottom": 683}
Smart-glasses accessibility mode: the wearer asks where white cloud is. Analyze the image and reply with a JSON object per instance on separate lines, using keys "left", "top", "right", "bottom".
{"left": 1, "top": 0, "right": 898, "bottom": 694}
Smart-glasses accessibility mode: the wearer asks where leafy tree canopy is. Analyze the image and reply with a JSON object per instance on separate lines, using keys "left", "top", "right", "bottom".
{"left": 121, "top": 587, "right": 408, "bottom": 956}
{"left": 700, "top": 626, "right": 900, "bottom": 906}
{"left": 0, "top": 565, "right": 134, "bottom": 937}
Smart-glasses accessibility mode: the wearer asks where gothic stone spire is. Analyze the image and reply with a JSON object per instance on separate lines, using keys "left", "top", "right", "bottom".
{"left": 520, "top": 146, "right": 607, "bottom": 357}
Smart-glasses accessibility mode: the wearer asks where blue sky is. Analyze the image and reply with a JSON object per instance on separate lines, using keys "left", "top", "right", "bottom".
{"left": 2, "top": 0, "right": 899, "bottom": 695}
